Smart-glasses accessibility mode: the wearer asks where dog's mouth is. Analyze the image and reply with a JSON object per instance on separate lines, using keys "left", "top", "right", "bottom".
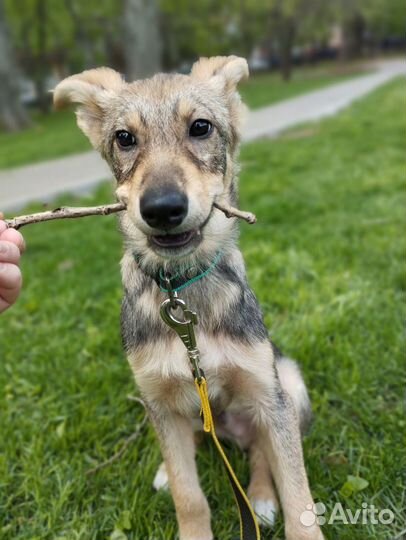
{"left": 150, "top": 229, "right": 199, "bottom": 250}
{"left": 147, "top": 207, "right": 214, "bottom": 255}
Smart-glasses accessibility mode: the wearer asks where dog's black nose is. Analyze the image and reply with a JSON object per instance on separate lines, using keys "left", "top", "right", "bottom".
{"left": 140, "top": 188, "right": 188, "bottom": 229}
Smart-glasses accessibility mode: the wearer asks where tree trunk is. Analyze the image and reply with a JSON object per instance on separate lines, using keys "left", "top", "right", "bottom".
{"left": 160, "top": 12, "right": 179, "bottom": 71}
{"left": 279, "top": 17, "right": 295, "bottom": 82}
{"left": 34, "top": 0, "right": 50, "bottom": 114}
{"left": 0, "top": 0, "right": 31, "bottom": 131}
{"left": 239, "top": 0, "right": 252, "bottom": 57}
{"left": 122, "top": 0, "right": 162, "bottom": 81}
{"left": 64, "top": 0, "right": 96, "bottom": 69}
{"left": 341, "top": 13, "right": 365, "bottom": 60}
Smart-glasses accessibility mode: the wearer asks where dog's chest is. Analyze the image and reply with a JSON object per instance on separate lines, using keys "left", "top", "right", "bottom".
{"left": 128, "top": 333, "right": 240, "bottom": 416}
{"left": 122, "top": 254, "right": 271, "bottom": 416}
{"left": 120, "top": 250, "right": 269, "bottom": 353}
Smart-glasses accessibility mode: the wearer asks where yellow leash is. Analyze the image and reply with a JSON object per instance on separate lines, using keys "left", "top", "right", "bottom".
{"left": 195, "top": 377, "right": 261, "bottom": 540}
{"left": 159, "top": 286, "right": 261, "bottom": 540}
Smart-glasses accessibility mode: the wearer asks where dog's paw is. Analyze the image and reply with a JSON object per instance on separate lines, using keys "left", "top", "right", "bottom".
{"left": 153, "top": 461, "right": 169, "bottom": 491}
{"left": 251, "top": 498, "right": 277, "bottom": 528}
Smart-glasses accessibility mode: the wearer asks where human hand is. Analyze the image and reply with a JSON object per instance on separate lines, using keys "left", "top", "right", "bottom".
{"left": 0, "top": 213, "right": 25, "bottom": 313}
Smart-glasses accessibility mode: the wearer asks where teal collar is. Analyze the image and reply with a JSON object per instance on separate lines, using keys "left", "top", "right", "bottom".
{"left": 158, "top": 250, "right": 223, "bottom": 293}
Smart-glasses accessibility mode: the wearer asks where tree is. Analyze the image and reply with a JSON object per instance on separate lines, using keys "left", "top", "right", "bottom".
{"left": 364, "top": 0, "right": 404, "bottom": 38}
{"left": 341, "top": 0, "right": 405, "bottom": 56}
{"left": 267, "top": 0, "right": 328, "bottom": 81}
{"left": 122, "top": 0, "right": 162, "bottom": 81}
{"left": 270, "top": 5, "right": 296, "bottom": 81}
{"left": 34, "top": 0, "right": 50, "bottom": 112}
{"left": 5, "top": 0, "right": 64, "bottom": 114}
{"left": 0, "top": 0, "right": 30, "bottom": 131}
{"left": 63, "top": 0, "right": 97, "bottom": 69}
{"left": 4, "top": 0, "right": 121, "bottom": 98}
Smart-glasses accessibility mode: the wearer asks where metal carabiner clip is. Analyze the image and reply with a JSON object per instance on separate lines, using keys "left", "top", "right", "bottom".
{"left": 160, "top": 297, "right": 198, "bottom": 351}
{"left": 161, "top": 275, "right": 178, "bottom": 308}
{"left": 159, "top": 297, "right": 204, "bottom": 380}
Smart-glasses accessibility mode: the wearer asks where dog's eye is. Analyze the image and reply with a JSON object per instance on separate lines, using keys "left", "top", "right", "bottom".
{"left": 115, "top": 130, "right": 136, "bottom": 148}
{"left": 189, "top": 119, "right": 212, "bottom": 138}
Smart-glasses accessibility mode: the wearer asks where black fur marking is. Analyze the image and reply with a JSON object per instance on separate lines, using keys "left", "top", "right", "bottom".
{"left": 210, "top": 136, "right": 227, "bottom": 175}
{"left": 219, "top": 287, "right": 269, "bottom": 343}
{"left": 208, "top": 152, "right": 226, "bottom": 175}
{"left": 106, "top": 127, "right": 144, "bottom": 183}
{"left": 110, "top": 157, "right": 123, "bottom": 182}
{"left": 228, "top": 178, "right": 239, "bottom": 206}
{"left": 271, "top": 341, "right": 284, "bottom": 360}
{"left": 229, "top": 124, "right": 239, "bottom": 151}
{"left": 216, "top": 124, "right": 230, "bottom": 145}
{"left": 215, "top": 260, "right": 241, "bottom": 285}
{"left": 120, "top": 280, "right": 169, "bottom": 351}
{"left": 183, "top": 147, "right": 207, "bottom": 172}
{"left": 212, "top": 262, "right": 269, "bottom": 343}
{"left": 126, "top": 149, "right": 144, "bottom": 180}
{"left": 184, "top": 143, "right": 227, "bottom": 176}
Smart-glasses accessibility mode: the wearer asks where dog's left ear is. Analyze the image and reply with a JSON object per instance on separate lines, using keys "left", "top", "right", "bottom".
{"left": 53, "top": 67, "right": 124, "bottom": 150}
{"left": 191, "top": 56, "right": 248, "bottom": 138}
{"left": 190, "top": 56, "right": 249, "bottom": 92}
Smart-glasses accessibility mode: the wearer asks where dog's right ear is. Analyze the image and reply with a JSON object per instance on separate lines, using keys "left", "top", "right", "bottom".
{"left": 53, "top": 67, "right": 124, "bottom": 150}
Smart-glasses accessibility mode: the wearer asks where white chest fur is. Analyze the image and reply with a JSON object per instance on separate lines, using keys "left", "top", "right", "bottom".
{"left": 128, "top": 333, "right": 274, "bottom": 417}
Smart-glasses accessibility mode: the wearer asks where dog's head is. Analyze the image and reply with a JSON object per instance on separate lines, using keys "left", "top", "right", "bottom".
{"left": 54, "top": 56, "right": 248, "bottom": 272}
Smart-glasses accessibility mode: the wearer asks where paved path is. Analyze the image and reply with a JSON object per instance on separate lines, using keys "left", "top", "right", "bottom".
{"left": 244, "top": 58, "right": 405, "bottom": 140}
{"left": 1, "top": 59, "right": 404, "bottom": 211}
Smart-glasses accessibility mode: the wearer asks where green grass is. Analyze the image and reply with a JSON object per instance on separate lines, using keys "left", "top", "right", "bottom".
{"left": 0, "top": 63, "right": 369, "bottom": 169}
{"left": 0, "top": 79, "right": 404, "bottom": 540}
{"left": 0, "top": 109, "right": 91, "bottom": 169}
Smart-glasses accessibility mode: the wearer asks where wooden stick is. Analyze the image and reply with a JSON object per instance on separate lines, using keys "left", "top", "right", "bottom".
{"left": 4, "top": 202, "right": 126, "bottom": 230}
{"left": 4, "top": 200, "right": 256, "bottom": 230}
{"left": 213, "top": 201, "right": 256, "bottom": 224}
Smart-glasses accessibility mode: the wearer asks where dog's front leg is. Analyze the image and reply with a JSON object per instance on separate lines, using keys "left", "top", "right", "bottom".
{"left": 237, "top": 368, "right": 324, "bottom": 540}
{"left": 147, "top": 402, "right": 213, "bottom": 540}
{"left": 259, "top": 394, "right": 324, "bottom": 540}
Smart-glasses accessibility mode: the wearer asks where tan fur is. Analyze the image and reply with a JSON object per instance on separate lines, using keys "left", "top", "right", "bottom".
{"left": 248, "top": 442, "right": 279, "bottom": 510}
{"left": 54, "top": 68, "right": 124, "bottom": 149}
{"left": 54, "top": 57, "right": 324, "bottom": 540}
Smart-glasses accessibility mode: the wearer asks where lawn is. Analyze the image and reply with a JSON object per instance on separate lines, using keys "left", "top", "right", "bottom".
{"left": 0, "top": 62, "right": 369, "bottom": 169}
{"left": 0, "top": 79, "right": 404, "bottom": 540}
{"left": 0, "top": 109, "right": 91, "bottom": 170}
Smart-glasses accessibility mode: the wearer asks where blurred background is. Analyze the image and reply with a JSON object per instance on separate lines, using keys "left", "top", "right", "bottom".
{"left": 1, "top": 0, "right": 404, "bottom": 133}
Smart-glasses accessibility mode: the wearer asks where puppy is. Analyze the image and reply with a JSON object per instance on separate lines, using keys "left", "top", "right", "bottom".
{"left": 54, "top": 56, "right": 324, "bottom": 540}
